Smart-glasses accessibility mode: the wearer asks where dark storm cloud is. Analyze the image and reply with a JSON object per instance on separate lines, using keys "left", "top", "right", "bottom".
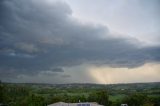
{"left": 0, "top": 0, "right": 160, "bottom": 80}
{"left": 51, "top": 68, "right": 64, "bottom": 72}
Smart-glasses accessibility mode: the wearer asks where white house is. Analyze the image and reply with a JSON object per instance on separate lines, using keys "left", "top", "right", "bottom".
{"left": 48, "top": 102, "right": 103, "bottom": 106}
{"left": 120, "top": 104, "right": 128, "bottom": 106}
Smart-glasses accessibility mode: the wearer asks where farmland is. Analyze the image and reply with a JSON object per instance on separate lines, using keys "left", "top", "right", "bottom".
{"left": 0, "top": 82, "right": 160, "bottom": 106}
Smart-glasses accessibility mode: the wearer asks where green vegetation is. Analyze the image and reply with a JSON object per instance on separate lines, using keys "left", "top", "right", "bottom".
{"left": 0, "top": 81, "right": 160, "bottom": 106}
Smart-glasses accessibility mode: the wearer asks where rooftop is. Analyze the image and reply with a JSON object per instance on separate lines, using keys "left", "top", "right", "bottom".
{"left": 48, "top": 102, "right": 103, "bottom": 106}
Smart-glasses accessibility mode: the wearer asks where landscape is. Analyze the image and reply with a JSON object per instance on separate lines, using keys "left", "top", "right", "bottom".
{"left": 0, "top": 82, "right": 160, "bottom": 106}
{"left": 0, "top": 0, "right": 160, "bottom": 106}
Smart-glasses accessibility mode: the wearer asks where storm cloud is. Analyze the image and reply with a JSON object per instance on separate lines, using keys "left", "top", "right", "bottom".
{"left": 0, "top": 0, "right": 160, "bottom": 82}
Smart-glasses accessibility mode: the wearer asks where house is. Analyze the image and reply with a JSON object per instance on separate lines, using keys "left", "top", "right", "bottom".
{"left": 120, "top": 104, "right": 128, "bottom": 106}
{"left": 48, "top": 102, "right": 103, "bottom": 106}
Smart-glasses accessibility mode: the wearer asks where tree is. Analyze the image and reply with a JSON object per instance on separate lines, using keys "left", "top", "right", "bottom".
{"left": 27, "top": 94, "right": 46, "bottom": 106}
{"left": 88, "top": 89, "right": 110, "bottom": 106}
{"left": 122, "top": 93, "right": 148, "bottom": 106}
{"left": 0, "top": 80, "right": 4, "bottom": 103}
{"left": 51, "top": 95, "right": 63, "bottom": 103}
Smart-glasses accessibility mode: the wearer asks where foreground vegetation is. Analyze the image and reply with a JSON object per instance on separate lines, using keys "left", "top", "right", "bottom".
{"left": 0, "top": 81, "right": 160, "bottom": 106}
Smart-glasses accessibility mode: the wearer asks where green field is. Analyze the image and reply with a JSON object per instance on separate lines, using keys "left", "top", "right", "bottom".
{"left": 0, "top": 82, "right": 160, "bottom": 106}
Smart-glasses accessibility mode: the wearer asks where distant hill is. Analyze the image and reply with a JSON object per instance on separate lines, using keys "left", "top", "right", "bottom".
{"left": 3, "top": 82, "right": 160, "bottom": 90}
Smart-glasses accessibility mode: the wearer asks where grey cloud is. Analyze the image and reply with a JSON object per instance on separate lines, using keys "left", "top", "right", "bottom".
{"left": 51, "top": 68, "right": 64, "bottom": 72}
{"left": 0, "top": 0, "right": 160, "bottom": 82}
{"left": 14, "top": 42, "right": 40, "bottom": 53}
{"left": 39, "top": 71, "right": 59, "bottom": 76}
{"left": 61, "top": 75, "right": 71, "bottom": 78}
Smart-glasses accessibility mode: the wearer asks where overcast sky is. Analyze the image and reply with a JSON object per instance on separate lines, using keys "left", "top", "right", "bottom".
{"left": 0, "top": 0, "right": 160, "bottom": 84}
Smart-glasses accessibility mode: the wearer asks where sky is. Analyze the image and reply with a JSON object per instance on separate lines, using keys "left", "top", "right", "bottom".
{"left": 0, "top": 0, "right": 160, "bottom": 84}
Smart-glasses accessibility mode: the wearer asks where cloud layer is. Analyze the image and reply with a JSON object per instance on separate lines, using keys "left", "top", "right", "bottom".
{"left": 0, "top": 0, "right": 160, "bottom": 83}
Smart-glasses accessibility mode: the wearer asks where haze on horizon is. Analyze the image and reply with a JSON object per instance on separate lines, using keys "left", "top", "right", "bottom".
{"left": 0, "top": 0, "right": 160, "bottom": 84}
